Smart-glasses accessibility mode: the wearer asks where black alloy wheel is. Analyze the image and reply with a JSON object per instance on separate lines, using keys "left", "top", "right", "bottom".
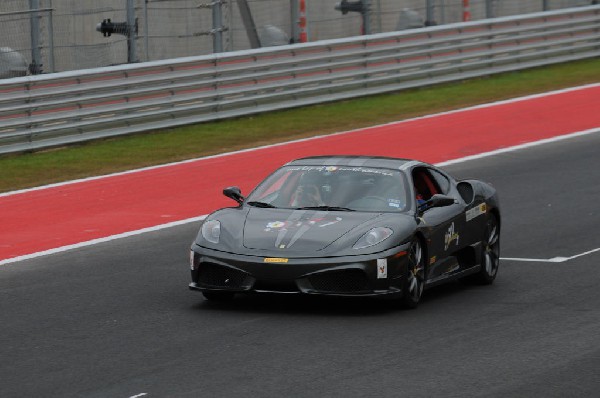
{"left": 474, "top": 213, "right": 500, "bottom": 284}
{"left": 400, "top": 239, "right": 425, "bottom": 309}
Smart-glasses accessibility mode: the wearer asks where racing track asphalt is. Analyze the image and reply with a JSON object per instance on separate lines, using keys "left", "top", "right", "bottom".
{"left": 1, "top": 130, "right": 599, "bottom": 397}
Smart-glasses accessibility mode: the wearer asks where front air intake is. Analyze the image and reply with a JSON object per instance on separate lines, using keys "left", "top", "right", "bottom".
{"left": 197, "top": 262, "right": 251, "bottom": 289}
{"left": 308, "top": 269, "right": 368, "bottom": 293}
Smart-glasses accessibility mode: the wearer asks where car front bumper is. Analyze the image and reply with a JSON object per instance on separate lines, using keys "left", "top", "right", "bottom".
{"left": 189, "top": 243, "right": 411, "bottom": 297}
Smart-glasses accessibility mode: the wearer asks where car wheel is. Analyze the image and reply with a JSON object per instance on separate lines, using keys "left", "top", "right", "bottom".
{"left": 202, "top": 291, "right": 235, "bottom": 301}
{"left": 400, "top": 239, "right": 425, "bottom": 309}
{"left": 474, "top": 213, "right": 500, "bottom": 284}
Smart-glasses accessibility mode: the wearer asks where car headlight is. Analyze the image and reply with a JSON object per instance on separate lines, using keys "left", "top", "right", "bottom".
{"left": 353, "top": 227, "right": 393, "bottom": 249}
{"left": 201, "top": 220, "right": 221, "bottom": 244}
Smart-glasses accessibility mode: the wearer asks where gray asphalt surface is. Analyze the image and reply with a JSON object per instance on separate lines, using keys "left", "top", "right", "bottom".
{"left": 2, "top": 132, "right": 599, "bottom": 397}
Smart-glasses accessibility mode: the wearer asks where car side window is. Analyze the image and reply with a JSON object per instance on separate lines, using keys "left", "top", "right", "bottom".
{"left": 412, "top": 168, "right": 441, "bottom": 202}
{"left": 428, "top": 169, "right": 451, "bottom": 194}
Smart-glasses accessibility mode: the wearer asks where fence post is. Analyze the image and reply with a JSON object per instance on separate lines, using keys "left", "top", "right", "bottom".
{"left": 299, "top": 0, "right": 308, "bottom": 42}
{"left": 47, "top": 0, "right": 55, "bottom": 73}
{"left": 126, "top": 0, "right": 137, "bottom": 63}
{"left": 29, "top": 0, "right": 43, "bottom": 74}
{"left": 290, "top": 0, "right": 299, "bottom": 43}
{"left": 213, "top": 0, "right": 224, "bottom": 52}
{"left": 143, "top": 0, "right": 149, "bottom": 61}
{"left": 362, "top": 0, "right": 371, "bottom": 35}
{"left": 486, "top": 0, "right": 494, "bottom": 19}
{"left": 542, "top": 0, "right": 549, "bottom": 11}
{"left": 426, "top": 0, "right": 435, "bottom": 25}
{"left": 375, "top": 0, "right": 382, "bottom": 32}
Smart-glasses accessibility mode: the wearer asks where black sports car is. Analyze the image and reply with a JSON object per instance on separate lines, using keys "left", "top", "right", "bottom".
{"left": 189, "top": 156, "right": 500, "bottom": 308}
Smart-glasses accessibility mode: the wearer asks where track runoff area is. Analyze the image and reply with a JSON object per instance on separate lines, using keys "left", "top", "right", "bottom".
{"left": 0, "top": 83, "right": 599, "bottom": 266}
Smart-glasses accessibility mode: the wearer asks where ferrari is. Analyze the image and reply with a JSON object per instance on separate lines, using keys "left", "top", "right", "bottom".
{"left": 189, "top": 156, "right": 500, "bottom": 308}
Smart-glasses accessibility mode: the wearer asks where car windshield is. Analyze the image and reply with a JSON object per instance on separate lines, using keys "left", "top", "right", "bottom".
{"left": 246, "top": 165, "right": 411, "bottom": 212}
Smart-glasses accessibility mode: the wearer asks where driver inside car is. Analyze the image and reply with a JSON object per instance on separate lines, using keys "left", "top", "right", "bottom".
{"left": 290, "top": 174, "right": 325, "bottom": 207}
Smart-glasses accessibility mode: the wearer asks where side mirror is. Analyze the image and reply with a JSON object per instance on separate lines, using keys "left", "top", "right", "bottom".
{"left": 429, "top": 194, "right": 455, "bottom": 208}
{"left": 418, "top": 194, "right": 455, "bottom": 215}
{"left": 223, "top": 186, "right": 245, "bottom": 205}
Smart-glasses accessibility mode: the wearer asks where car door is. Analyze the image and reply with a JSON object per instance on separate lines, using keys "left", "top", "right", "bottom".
{"left": 412, "top": 167, "right": 467, "bottom": 280}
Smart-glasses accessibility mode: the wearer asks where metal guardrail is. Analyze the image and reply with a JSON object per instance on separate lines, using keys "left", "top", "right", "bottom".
{"left": 1, "top": 6, "right": 599, "bottom": 155}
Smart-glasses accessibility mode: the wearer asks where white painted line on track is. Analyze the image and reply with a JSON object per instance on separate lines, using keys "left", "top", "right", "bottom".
{"left": 0, "top": 216, "right": 206, "bottom": 266}
{"left": 501, "top": 257, "right": 558, "bottom": 263}
{"left": 128, "top": 394, "right": 148, "bottom": 398}
{"left": 437, "top": 127, "right": 600, "bottom": 167}
{"left": 502, "top": 248, "right": 600, "bottom": 263}
{"left": 1, "top": 82, "right": 598, "bottom": 199}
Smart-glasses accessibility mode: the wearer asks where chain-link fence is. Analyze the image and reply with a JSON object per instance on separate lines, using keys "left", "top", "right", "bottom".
{"left": 0, "top": 0, "right": 595, "bottom": 77}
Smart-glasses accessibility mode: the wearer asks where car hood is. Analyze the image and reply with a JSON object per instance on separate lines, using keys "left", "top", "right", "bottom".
{"left": 242, "top": 208, "right": 381, "bottom": 252}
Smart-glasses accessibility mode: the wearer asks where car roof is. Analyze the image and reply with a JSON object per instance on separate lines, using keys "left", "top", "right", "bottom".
{"left": 286, "top": 155, "right": 426, "bottom": 170}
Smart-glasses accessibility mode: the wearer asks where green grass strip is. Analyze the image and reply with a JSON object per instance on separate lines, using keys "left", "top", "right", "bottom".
{"left": 1, "top": 58, "right": 599, "bottom": 193}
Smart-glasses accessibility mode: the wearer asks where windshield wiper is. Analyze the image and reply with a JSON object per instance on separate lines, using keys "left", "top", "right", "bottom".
{"left": 247, "top": 201, "right": 277, "bottom": 208}
{"left": 296, "top": 205, "right": 354, "bottom": 212}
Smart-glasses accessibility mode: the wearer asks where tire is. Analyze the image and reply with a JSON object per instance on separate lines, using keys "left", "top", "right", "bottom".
{"left": 474, "top": 213, "right": 500, "bottom": 285}
{"left": 202, "top": 291, "right": 235, "bottom": 302}
{"left": 400, "top": 239, "right": 426, "bottom": 309}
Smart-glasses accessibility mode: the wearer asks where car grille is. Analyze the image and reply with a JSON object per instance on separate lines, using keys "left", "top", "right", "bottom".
{"left": 308, "top": 269, "right": 369, "bottom": 293}
{"left": 197, "top": 262, "right": 250, "bottom": 289}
